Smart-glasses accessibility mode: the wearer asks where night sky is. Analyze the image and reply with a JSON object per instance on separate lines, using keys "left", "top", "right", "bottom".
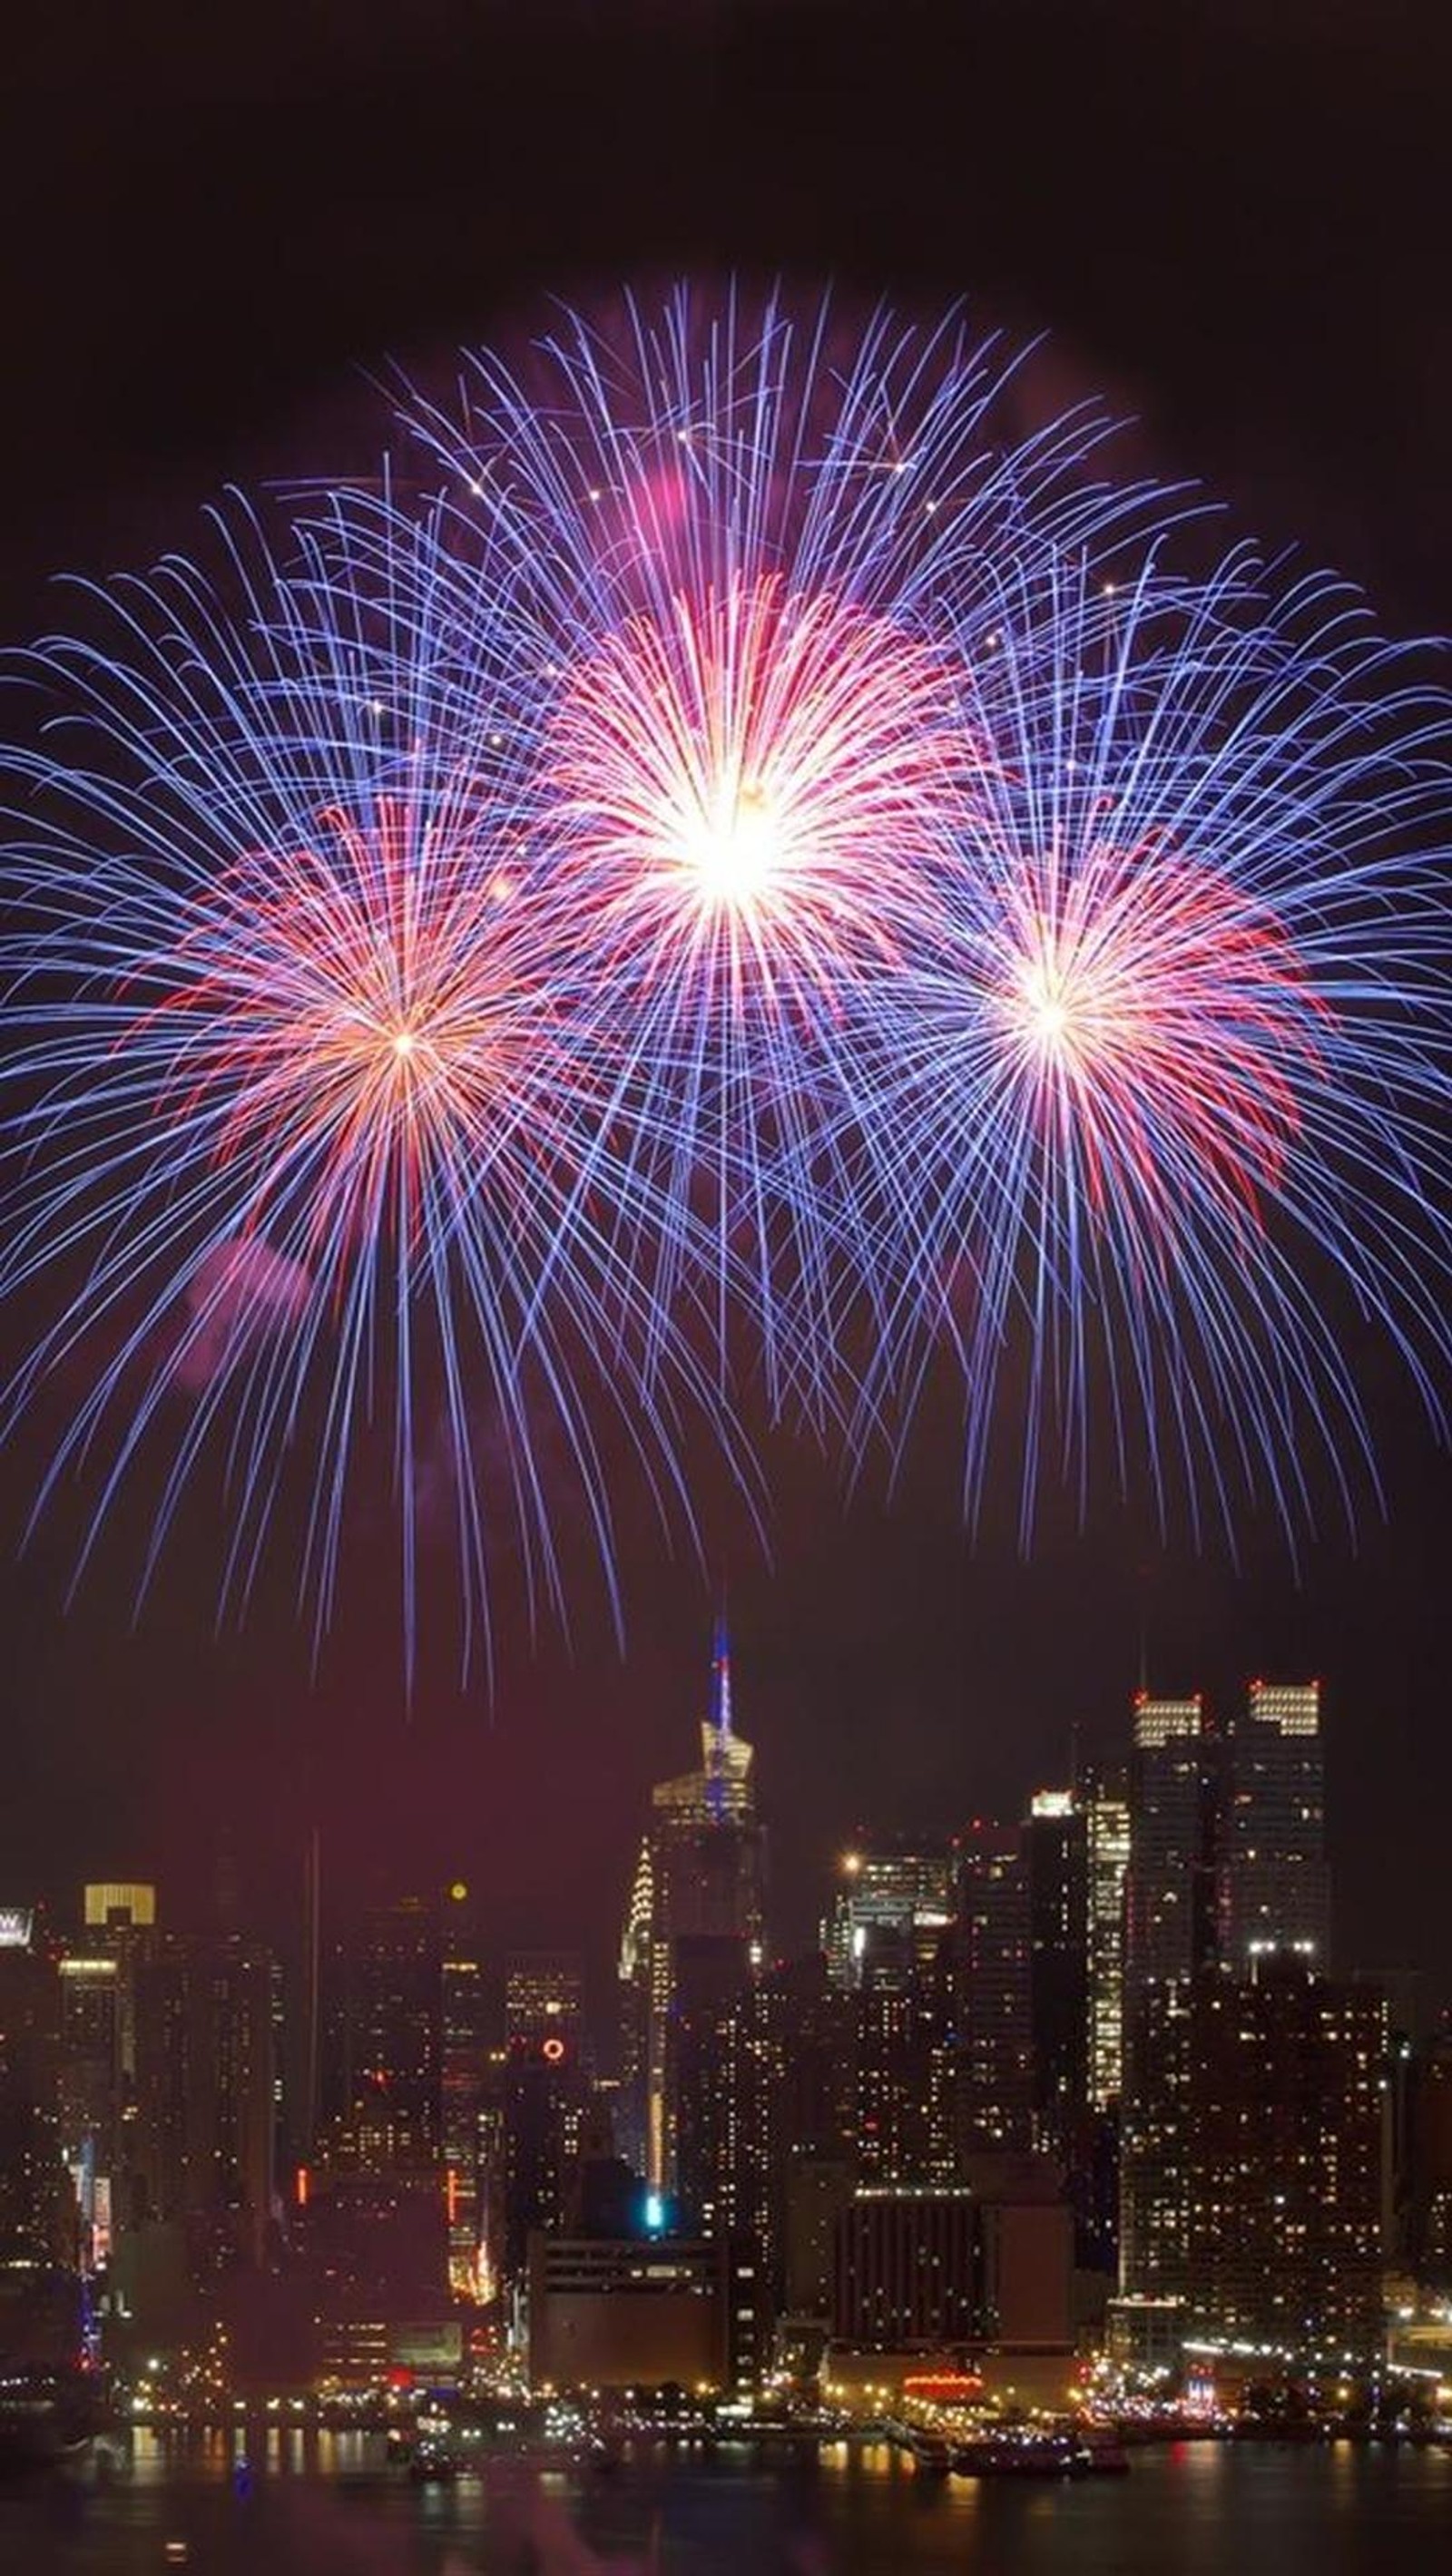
{"left": 2, "top": 3, "right": 1449, "bottom": 2017}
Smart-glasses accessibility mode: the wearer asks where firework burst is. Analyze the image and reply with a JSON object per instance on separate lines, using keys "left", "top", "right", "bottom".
{"left": 392, "top": 287, "right": 1167, "bottom": 1400}
{"left": 850, "top": 547, "right": 1452, "bottom": 1543}
{"left": 0, "top": 499, "right": 752, "bottom": 1672}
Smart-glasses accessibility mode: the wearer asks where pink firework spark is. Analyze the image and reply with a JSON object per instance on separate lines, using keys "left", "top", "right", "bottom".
{"left": 987, "top": 829, "right": 1329, "bottom": 1243}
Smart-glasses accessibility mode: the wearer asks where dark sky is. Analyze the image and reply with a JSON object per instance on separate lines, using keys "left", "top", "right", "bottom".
{"left": 1, "top": 2, "right": 1449, "bottom": 2017}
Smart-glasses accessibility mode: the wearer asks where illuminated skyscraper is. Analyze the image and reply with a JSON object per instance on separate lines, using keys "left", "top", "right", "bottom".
{"left": 0, "top": 1911, "right": 71, "bottom": 2267}
{"left": 1120, "top": 1691, "right": 1221, "bottom": 2303}
{"left": 308, "top": 1893, "right": 446, "bottom": 2312}
{"left": 1023, "top": 1789, "right": 1088, "bottom": 2167}
{"left": 1224, "top": 1680, "right": 1330, "bottom": 1967}
{"left": 83, "top": 1884, "right": 156, "bottom": 1931}
{"left": 346, "top": 1895, "right": 443, "bottom": 2170}
{"left": 56, "top": 1948, "right": 121, "bottom": 2277}
{"left": 1131, "top": 1954, "right": 1386, "bottom": 2354}
{"left": 440, "top": 1885, "right": 489, "bottom": 2300}
{"left": 501, "top": 1950, "right": 585, "bottom": 2283}
{"left": 634, "top": 1622, "right": 767, "bottom": 2189}
{"left": 123, "top": 1930, "right": 277, "bottom": 2273}
{"left": 1081, "top": 1768, "right": 1131, "bottom": 2113}
{"left": 616, "top": 1838, "right": 654, "bottom": 2174}
{"left": 1125, "top": 1695, "right": 1219, "bottom": 1994}
{"left": 956, "top": 1821, "right": 1032, "bottom": 2152}
{"left": 824, "top": 1839, "right": 956, "bottom": 1988}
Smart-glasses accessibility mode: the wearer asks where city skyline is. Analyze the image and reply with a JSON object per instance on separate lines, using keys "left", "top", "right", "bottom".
{"left": 5, "top": 1626, "right": 1443, "bottom": 2032}
{"left": 5, "top": 1623, "right": 1443, "bottom": 2404}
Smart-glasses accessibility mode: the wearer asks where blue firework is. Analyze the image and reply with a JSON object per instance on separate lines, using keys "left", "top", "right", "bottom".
{"left": 0, "top": 494, "right": 757, "bottom": 1674}
{"left": 843, "top": 544, "right": 1452, "bottom": 1545}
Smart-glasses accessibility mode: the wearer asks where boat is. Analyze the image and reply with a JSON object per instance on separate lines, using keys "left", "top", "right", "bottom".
{"left": 907, "top": 2428, "right": 953, "bottom": 2473}
{"left": 952, "top": 2429, "right": 1130, "bottom": 2479}
{"left": 407, "top": 2437, "right": 459, "bottom": 2483}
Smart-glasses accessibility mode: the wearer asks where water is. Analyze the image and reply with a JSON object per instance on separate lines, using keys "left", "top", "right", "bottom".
{"left": 4, "top": 2431, "right": 1450, "bottom": 2574}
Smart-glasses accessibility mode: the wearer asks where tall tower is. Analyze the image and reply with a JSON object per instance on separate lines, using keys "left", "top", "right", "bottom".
{"left": 1120, "top": 1690, "right": 1220, "bottom": 2302}
{"left": 638, "top": 1621, "right": 767, "bottom": 2190}
{"left": 956, "top": 1819, "right": 1033, "bottom": 2153}
{"left": 1224, "top": 1680, "right": 1330, "bottom": 1967}
{"left": 616, "top": 1839, "right": 654, "bottom": 2175}
{"left": 1080, "top": 1767, "right": 1131, "bottom": 2112}
{"left": 1022, "top": 1790, "right": 1089, "bottom": 2168}
{"left": 1124, "top": 1694, "right": 1219, "bottom": 1995}
{"left": 501, "top": 1951, "right": 584, "bottom": 2283}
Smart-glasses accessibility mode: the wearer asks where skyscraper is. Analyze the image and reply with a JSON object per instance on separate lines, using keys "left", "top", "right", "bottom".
{"left": 1224, "top": 1679, "right": 1331, "bottom": 1967}
{"left": 823, "top": 1838, "right": 956, "bottom": 1989}
{"left": 1022, "top": 1790, "right": 1089, "bottom": 2168}
{"left": 1120, "top": 1691, "right": 1220, "bottom": 2305}
{"left": 122, "top": 1928, "right": 277, "bottom": 2275}
{"left": 1081, "top": 1768, "right": 1131, "bottom": 2113}
{"left": 1124, "top": 1695, "right": 1219, "bottom": 1995}
{"left": 1140, "top": 1954, "right": 1385, "bottom": 2354}
{"left": 308, "top": 1893, "right": 447, "bottom": 2316}
{"left": 440, "top": 1886, "right": 489, "bottom": 2300}
{"left": 631, "top": 1622, "right": 767, "bottom": 2189}
{"left": 616, "top": 1837, "right": 654, "bottom": 2175}
{"left": 348, "top": 1895, "right": 444, "bottom": 2167}
{"left": 0, "top": 1911, "right": 70, "bottom": 2268}
{"left": 56, "top": 1947, "right": 122, "bottom": 2278}
{"left": 955, "top": 1820, "right": 1032, "bottom": 2153}
{"left": 501, "top": 1948, "right": 585, "bottom": 2285}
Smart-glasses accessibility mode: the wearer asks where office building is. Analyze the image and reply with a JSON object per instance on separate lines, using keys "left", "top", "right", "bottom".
{"left": 832, "top": 2164, "right": 1072, "bottom": 2353}
{"left": 0, "top": 1912, "right": 71, "bottom": 2267}
{"left": 956, "top": 1820, "right": 1033, "bottom": 2152}
{"left": 1023, "top": 1790, "right": 1088, "bottom": 2167}
{"left": 1125, "top": 1695, "right": 1219, "bottom": 1996}
{"left": 527, "top": 2231, "right": 753, "bottom": 2392}
{"left": 1121, "top": 1953, "right": 1383, "bottom": 2355}
{"left": 824, "top": 1838, "right": 956, "bottom": 1990}
{"left": 1081, "top": 1768, "right": 1131, "bottom": 2112}
{"left": 440, "top": 1889, "right": 490, "bottom": 2301}
{"left": 501, "top": 1951, "right": 585, "bottom": 2285}
{"left": 122, "top": 1931, "right": 278, "bottom": 2274}
{"left": 628, "top": 1622, "right": 767, "bottom": 2189}
{"left": 1223, "top": 1679, "right": 1331, "bottom": 1968}
{"left": 1184, "top": 1954, "right": 1384, "bottom": 2353}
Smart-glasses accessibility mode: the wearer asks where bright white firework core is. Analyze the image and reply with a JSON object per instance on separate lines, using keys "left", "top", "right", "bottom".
{"left": 390, "top": 1026, "right": 417, "bottom": 1062}
{"left": 679, "top": 778, "right": 781, "bottom": 910}
{"left": 1022, "top": 955, "right": 1073, "bottom": 1053}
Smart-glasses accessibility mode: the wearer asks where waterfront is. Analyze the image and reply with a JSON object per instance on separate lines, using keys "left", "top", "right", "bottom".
{"left": 3, "top": 2434, "right": 1450, "bottom": 2574}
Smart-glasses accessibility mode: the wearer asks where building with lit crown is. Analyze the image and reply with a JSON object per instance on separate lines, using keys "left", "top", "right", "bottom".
{"left": 1223, "top": 1680, "right": 1330, "bottom": 1968}
{"left": 624, "top": 1622, "right": 767, "bottom": 2190}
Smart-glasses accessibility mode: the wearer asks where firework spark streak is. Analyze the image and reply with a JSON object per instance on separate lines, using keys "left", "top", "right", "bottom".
{"left": 0, "top": 499, "right": 755, "bottom": 1672}
{"left": 850, "top": 548, "right": 1452, "bottom": 1543}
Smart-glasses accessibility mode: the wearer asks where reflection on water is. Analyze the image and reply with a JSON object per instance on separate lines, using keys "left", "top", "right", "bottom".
{"left": 2, "top": 2431, "right": 1449, "bottom": 2574}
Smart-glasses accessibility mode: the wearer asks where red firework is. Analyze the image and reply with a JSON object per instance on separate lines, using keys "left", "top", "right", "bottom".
{"left": 148, "top": 791, "right": 548, "bottom": 1257}
{"left": 988, "top": 830, "right": 1329, "bottom": 1239}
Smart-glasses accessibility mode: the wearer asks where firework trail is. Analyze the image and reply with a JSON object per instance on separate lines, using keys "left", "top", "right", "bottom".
{"left": 848, "top": 546, "right": 1452, "bottom": 1543}
{"left": 0, "top": 496, "right": 755, "bottom": 1673}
